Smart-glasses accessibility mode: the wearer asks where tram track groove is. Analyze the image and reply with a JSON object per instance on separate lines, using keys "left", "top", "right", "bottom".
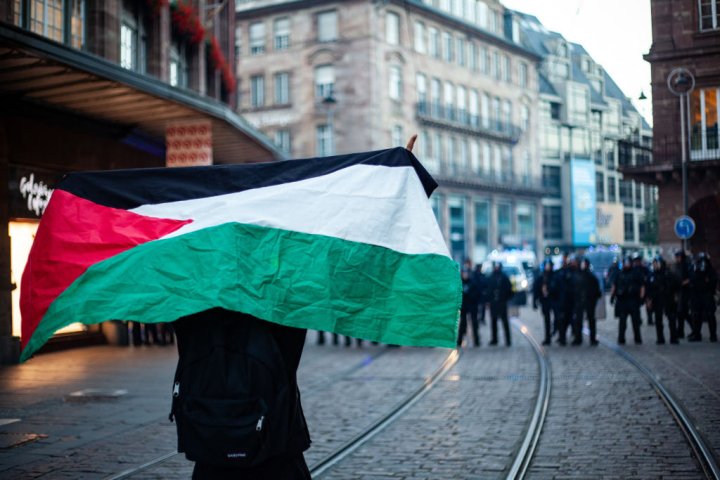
{"left": 506, "top": 317, "right": 552, "bottom": 480}
{"left": 307, "top": 348, "right": 460, "bottom": 478}
{"left": 586, "top": 328, "right": 720, "bottom": 480}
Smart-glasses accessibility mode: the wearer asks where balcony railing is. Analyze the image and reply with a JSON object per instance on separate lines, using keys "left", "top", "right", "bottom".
{"left": 422, "top": 159, "right": 543, "bottom": 192}
{"left": 416, "top": 102, "right": 522, "bottom": 143}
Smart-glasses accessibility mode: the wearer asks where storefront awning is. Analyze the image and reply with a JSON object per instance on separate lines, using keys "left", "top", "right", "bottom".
{"left": 0, "top": 24, "right": 285, "bottom": 164}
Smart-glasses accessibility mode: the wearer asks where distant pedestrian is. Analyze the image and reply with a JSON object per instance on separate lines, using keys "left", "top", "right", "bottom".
{"left": 458, "top": 259, "right": 483, "bottom": 347}
{"left": 533, "top": 259, "right": 555, "bottom": 345}
{"left": 611, "top": 257, "right": 645, "bottom": 345}
{"left": 488, "top": 262, "right": 513, "bottom": 346}
{"left": 572, "top": 258, "right": 602, "bottom": 346}
{"left": 646, "top": 255, "right": 680, "bottom": 344}
{"left": 688, "top": 253, "right": 718, "bottom": 342}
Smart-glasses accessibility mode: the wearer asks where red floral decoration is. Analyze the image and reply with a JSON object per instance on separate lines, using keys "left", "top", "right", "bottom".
{"left": 208, "top": 36, "right": 237, "bottom": 93}
{"left": 171, "top": 1, "right": 205, "bottom": 45}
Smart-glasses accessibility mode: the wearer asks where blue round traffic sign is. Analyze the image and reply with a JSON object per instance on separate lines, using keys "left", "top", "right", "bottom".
{"left": 674, "top": 215, "right": 695, "bottom": 240}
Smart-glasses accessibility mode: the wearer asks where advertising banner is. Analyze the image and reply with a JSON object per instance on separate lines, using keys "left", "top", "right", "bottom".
{"left": 570, "top": 158, "right": 596, "bottom": 245}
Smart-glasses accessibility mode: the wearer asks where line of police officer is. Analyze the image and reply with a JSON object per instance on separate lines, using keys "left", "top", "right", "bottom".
{"left": 531, "top": 250, "right": 719, "bottom": 347}
{"left": 606, "top": 251, "right": 718, "bottom": 345}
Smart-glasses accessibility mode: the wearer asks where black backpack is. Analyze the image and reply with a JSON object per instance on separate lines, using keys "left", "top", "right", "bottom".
{"left": 169, "top": 312, "right": 292, "bottom": 467}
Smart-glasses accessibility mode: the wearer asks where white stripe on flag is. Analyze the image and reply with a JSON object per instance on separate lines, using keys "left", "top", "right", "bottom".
{"left": 131, "top": 164, "right": 450, "bottom": 257}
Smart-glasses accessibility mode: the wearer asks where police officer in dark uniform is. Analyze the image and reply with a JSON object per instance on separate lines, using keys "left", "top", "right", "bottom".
{"left": 632, "top": 253, "right": 651, "bottom": 325}
{"left": 646, "top": 256, "right": 680, "bottom": 344}
{"left": 488, "top": 262, "right": 513, "bottom": 346}
{"left": 674, "top": 250, "right": 692, "bottom": 338}
{"left": 557, "top": 255, "right": 577, "bottom": 346}
{"left": 458, "top": 260, "right": 483, "bottom": 347}
{"left": 611, "top": 256, "right": 645, "bottom": 344}
{"left": 533, "top": 259, "right": 555, "bottom": 346}
{"left": 572, "top": 258, "right": 602, "bottom": 346}
{"left": 688, "top": 253, "right": 718, "bottom": 342}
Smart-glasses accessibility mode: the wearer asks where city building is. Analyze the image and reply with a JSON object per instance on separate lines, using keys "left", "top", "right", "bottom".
{"left": 623, "top": 0, "right": 720, "bottom": 260}
{"left": 0, "top": 1, "right": 284, "bottom": 363}
{"left": 514, "top": 11, "right": 657, "bottom": 256}
{"left": 235, "top": 0, "right": 545, "bottom": 264}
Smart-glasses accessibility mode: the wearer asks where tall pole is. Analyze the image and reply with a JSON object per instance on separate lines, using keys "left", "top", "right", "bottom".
{"left": 667, "top": 67, "right": 695, "bottom": 253}
{"left": 679, "top": 94, "right": 687, "bottom": 252}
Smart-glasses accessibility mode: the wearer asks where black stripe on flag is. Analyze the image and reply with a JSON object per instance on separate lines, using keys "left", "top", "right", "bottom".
{"left": 58, "top": 148, "right": 438, "bottom": 209}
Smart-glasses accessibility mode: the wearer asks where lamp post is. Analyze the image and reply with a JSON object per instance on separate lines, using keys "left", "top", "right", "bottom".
{"left": 666, "top": 67, "right": 695, "bottom": 251}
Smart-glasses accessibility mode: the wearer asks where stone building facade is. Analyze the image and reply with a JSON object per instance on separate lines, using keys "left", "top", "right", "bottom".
{"left": 623, "top": 0, "right": 720, "bottom": 260}
{"left": 236, "top": 0, "right": 544, "bottom": 263}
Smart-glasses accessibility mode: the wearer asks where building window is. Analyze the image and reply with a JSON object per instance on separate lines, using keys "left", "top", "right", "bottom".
{"left": 699, "top": 0, "right": 719, "bottom": 31}
{"left": 543, "top": 205, "right": 562, "bottom": 239}
{"left": 442, "top": 31, "right": 453, "bottom": 62}
{"left": 480, "top": 46, "right": 489, "bottom": 75}
{"left": 608, "top": 176, "right": 617, "bottom": 203}
{"left": 274, "top": 129, "right": 291, "bottom": 154}
{"left": 429, "top": 27, "right": 440, "bottom": 58}
{"left": 448, "top": 196, "right": 466, "bottom": 262}
{"left": 392, "top": 125, "right": 404, "bottom": 147}
{"left": 497, "top": 203, "right": 512, "bottom": 244}
{"left": 469, "top": 89, "right": 479, "bottom": 127}
{"left": 389, "top": 65, "right": 403, "bottom": 101}
{"left": 468, "top": 42, "right": 477, "bottom": 71}
{"left": 274, "top": 72, "right": 290, "bottom": 105}
{"left": 169, "top": 43, "right": 188, "bottom": 88}
{"left": 120, "top": 22, "right": 136, "bottom": 70}
{"left": 250, "top": 22, "right": 265, "bottom": 55}
{"left": 517, "top": 203, "right": 535, "bottom": 241}
{"left": 414, "top": 21, "right": 426, "bottom": 53}
{"left": 492, "top": 51, "right": 500, "bottom": 80}
{"left": 474, "top": 200, "right": 489, "bottom": 262}
{"left": 634, "top": 182, "right": 642, "bottom": 208}
{"left": 481, "top": 93, "right": 490, "bottom": 128}
{"left": 444, "top": 81, "right": 455, "bottom": 120}
{"left": 619, "top": 179, "right": 632, "bottom": 207}
{"left": 456, "top": 37, "right": 465, "bottom": 66}
{"left": 274, "top": 17, "right": 290, "bottom": 50}
{"left": 501, "top": 54, "right": 510, "bottom": 82}
{"left": 568, "top": 83, "right": 589, "bottom": 125}
{"left": 250, "top": 75, "right": 265, "bottom": 107}
{"left": 314, "top": 65, "right": 335, "bottom": 100}
{"left": 416, "top": 73, "right": 428, "bottom": 111}
{"left": 386, "top": 11, "right": 400, "bottom": 45}
{"left": 520, "top": 105, "right": 530, "bottom": 131}
{"left": 316, "top": 124, "right": 334, "bottom": 156}
{"left": 431, "top": 78, "right": 441, "bottom": 116}
{"left": 542, "top": 165, "right": 561, "bottom": 197}
{"left": 457, "top": 86, "right": 467, "bottom": 123}
{"left": 690, "top": 87, "right": 719, "bottom": 158}
{"left": 550, "top": 102, "right": 561, "bottom": 120}
{"left": 624, "top": 213, "right": 634, "bottom": 242}
{"left": 31, "top": 0, "right": 63, "bottom": 42}
{"left": 70, "top": 0, "right": 84, "bottom": 48}
{"left": 317, "top": 10, "right": 338, "bottom": 42}
{"left": 519, "top": 61, "right": 528, "bottom": 88}
{"left": 596, "top": 172, "right": 605, "bottom": 202}
{"left": 234, "top": 26, "right": 243, "bottom": 57}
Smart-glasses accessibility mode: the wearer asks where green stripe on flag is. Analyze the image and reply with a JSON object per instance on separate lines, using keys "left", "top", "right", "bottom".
{"left": 22, "top": 223, "right": 461, "bottom": 361}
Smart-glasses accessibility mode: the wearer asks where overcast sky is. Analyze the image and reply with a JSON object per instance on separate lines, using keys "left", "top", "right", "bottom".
{"left": 501, "top": 0, "right": 653, "bottom": 125}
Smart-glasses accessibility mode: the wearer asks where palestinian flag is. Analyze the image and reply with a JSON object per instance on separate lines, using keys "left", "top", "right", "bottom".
{"left": 20, "top": 147, "right": 461, "bottom": 361}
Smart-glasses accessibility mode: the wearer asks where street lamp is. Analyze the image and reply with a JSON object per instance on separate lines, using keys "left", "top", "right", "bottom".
{"left": 666, "top": 67, "right": 695, "bottom": 251}
{"left": 321, "top": 94, "right": 337, "bottom": 156}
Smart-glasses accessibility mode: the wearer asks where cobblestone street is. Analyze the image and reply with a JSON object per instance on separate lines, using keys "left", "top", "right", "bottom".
{"left": 0, "top": 303, "right": 718, "bottom": 479}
